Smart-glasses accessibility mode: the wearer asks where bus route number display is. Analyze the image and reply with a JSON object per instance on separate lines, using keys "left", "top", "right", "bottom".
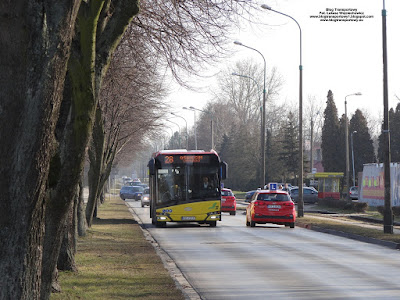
{"left": 163, "top": 155, "right": 205, "bottom": 164}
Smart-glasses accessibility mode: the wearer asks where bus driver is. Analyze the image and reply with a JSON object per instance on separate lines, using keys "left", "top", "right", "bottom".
{"left": 202, "top": 176, "right": 213, "bottom": 189}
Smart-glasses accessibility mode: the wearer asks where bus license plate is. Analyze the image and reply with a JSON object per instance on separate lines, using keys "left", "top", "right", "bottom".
{"left": 182, "top": 216, "right": 196, "bottom": 221}
{"left": 268, "top": 205, "right": 281, "bottom": 209}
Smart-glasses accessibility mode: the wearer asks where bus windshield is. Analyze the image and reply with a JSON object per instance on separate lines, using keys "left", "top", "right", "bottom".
{"left": 156, "top": 164, "right": 219, "bottom": 206}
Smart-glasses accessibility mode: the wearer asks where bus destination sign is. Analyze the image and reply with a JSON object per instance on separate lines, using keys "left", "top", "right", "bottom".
{"left": 164, "top": 155, "right": 204, "bottom": 164}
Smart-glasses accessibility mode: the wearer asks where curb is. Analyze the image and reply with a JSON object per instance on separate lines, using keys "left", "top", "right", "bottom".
{"left": 126, "top": 205, "right": 202, "bottom": 300}
{"left": 296, "top": 222, "right": 400, "bottom": 250}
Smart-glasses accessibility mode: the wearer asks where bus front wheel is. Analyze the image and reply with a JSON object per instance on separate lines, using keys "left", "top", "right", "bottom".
{"left": 155, "top": 221, "right": 166, "bottom": 228}
{"left": 209, "top": 221, "right": 217, "bottom": 227}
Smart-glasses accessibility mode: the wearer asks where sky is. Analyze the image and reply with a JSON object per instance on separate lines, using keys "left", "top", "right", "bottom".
{"left": 165, "top": 0, "right": 400, "bottom": 136}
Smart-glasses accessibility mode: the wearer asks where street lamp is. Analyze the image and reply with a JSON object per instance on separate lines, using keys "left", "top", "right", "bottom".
{"left": 166, "top": 119, "right": 181, "bottom": 149}
{"left": 183, "top": 106, "right": 197, "bottom": 150}
{"left": 351, "top": 130, "right": 357, "bottom": 187}
{"left": 345, "top": 92, "right": 361, "bottom": 201}
{"left": 261, "top": 4, "right": 304, "bottom": 217}
{"left": 231, "top": 72, "right": 262, "bottom": 110}
{"left": 233, "top": 41, "right": 266, "bottom": 188}
{"left": 171, "top": 112, "right": 188, "bottom": 149}
{"left": 163, "top": 126, "right": 175, "bottom": 149}
{"left": 188, "top": 106, "right": 214, "bottom": 150}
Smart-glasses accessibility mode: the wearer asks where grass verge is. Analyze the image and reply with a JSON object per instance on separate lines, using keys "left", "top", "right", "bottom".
{"left": 233, "top": 191, "right": 246, "bottom": 200}
{"left": 296, "top": 214, "right": 400, "bottom": 244}
{"left": 51, "top": 196, "right": 185, "bottom": 300}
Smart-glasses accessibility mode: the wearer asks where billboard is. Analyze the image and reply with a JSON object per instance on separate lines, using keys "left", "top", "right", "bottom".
{"left": 359, "top": 163, "right": 400, "bottom": 207}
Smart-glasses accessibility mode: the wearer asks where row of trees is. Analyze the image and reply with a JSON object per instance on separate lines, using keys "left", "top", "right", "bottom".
{"left": 166, "top": 61, "right": 399, "bottom": 192}
{"left": 321, "top": 90, "right": 375, "bottom": 188}
{"left": 1, "top": 1, "right": 261, "bottom": 299}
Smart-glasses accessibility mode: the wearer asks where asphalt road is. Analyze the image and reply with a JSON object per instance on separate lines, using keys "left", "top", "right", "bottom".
{"left": 127, "top": 200, "right": 400, "bottom": 300}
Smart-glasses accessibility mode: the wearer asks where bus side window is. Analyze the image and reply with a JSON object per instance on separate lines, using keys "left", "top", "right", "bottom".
{"left": 220, "top": 161, "right": 228, "bottom": 180}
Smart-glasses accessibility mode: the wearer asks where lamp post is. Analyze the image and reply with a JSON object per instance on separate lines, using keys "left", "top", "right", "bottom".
{"left": 233, "top": 41, "right": 266, "bottom": 188}
{"left": 231, "top": 72, "right": 263, "bottom": 112}
{"left": 171, "top": 112, "right": 188, "bottom": 149}
{"left": 231, "top": 72, "right": 262, "bottom": 101}
{"left": 164, "top": 126, "right": 175, "bottom": 149}
{"left": 261, "top": 4, "right": 304, "bottom": 216}
{"left": 382, "top": 0, "right": 393, "bottom": 234}
{"left": 351, "top": 131, "right": 357, "bottom": 187}
{"left": 189, "top": 106, "right": 214, "bottom": 150}
{"left": 183, "top": 106, "right": 197, "bottom": 150}
{"left": 166, "top": 119, "right": 181, "bottom": 148}
{"left": 345, "top": 93, "right": 361, "bottom": 201}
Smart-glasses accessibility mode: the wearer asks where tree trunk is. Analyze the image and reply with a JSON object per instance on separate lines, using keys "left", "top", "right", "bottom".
{"left": 77, "top": 179, "right": 87, "bottom": 237}
{"left": 86, "top": 105, "right": 105, "bottom": 227}
{"left": 0, "top": 1, "right": 138, "bottom": 298}
{"left": 58, "top": 189, "right": 78, "bottom": 272}
{"left": 0, "top": 2, "right": 80, "bottom": 299}
{"left": 40, "top": 2, "right": 139, "bottom": 298}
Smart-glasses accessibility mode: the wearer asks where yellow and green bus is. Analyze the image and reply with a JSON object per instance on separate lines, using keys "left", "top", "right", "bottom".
{"left": 148, "top": 150, "right": 227, "bottom": 227}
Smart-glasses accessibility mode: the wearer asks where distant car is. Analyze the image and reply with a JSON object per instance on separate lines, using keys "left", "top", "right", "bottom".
{"left": 120, "top": 186, "right": 144, "bottom": 201}
{"left": 245, "top": 190, "right": 257, "bottom": 202}
{"left": 289, "top": 187, "right": 318, "bottom": 204}
{"left": 246, "top": 190, "right": 296, "bottom": 228}
{"left": 349, "top": 186, "right": 359, "bottom": 200}
{"left": 141, "top": 187, "right": 150, "bottom": 207}
{"left": 221, "top": 188, "right": 236, "bottom": 215}
{"left": 126, "top": 180, "right": 141, "bottom": 186}
{"left": 122, "top": 176, "right": 132, "bottom": 184}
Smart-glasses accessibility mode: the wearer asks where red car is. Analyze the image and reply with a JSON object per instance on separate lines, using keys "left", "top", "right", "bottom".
{"left": 221, "top": 188, "right": 236, "bottom": 215}
{"left": 246, "top": 190, "right": 296, "bottom": 228}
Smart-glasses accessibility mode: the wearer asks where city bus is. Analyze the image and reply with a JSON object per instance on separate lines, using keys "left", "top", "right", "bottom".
{"left": 148, "top": 150, "right": 227, "bottom": 227}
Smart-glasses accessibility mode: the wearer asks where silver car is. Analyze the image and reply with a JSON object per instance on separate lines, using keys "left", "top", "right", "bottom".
{"left": 349, "top": 186, "right": 358, "bottom": 200}
{"left": 141, "top": 187, "right": 150, "bottom": 207}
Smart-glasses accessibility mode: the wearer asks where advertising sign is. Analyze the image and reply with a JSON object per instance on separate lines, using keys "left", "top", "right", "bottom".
{"left": 360, "top": 163, "right": 400, "bottom": 206}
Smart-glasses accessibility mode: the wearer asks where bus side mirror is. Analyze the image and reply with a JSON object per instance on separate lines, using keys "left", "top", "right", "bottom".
{"left": 148, "top": 158, "right": 155, "bottom": 176}
{"left": 220, "top": 161, "right": 228, "bottom": 180}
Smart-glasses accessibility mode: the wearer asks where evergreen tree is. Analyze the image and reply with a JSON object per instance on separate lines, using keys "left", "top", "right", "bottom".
{"left": 349, "top": 109, "right": 375, "bottom": 184}
{"left": 391, "top": 103, "right": 400, "bottom": 162}
{"left": 265, "top": 129, "right": 286, "bottom": 184}
{"left": 279, "top": 112, "right": 299, "bottom": 178}
{"left": 219, "top": 126, "right": 259, "bottom": 191}
{"left": 378, "top": 107, "right": 396, "bottom": 162}
{"left": 321, "top": 90, "right": 341, "bottom": 171}
{"left": 378, "top": 103, "right": 400, "bottom": 163}
{"left": 338, "top": 114, "right": 347, "bottom": 172}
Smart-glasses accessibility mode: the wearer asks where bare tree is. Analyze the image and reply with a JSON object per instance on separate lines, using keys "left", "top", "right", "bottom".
{"left": 129, "top": 0, "right": 258, "bottom": 86}
{"left": 85, "top": 39, "right": 167, "bottom": 227}
{"left": 0, "top": 2, "right": 80, "bottom": 299}
{"left": 0, "top": 1, "right": 140, "bottom": 299}
{"left": 195, "top": 59, "right": 283, "bottom": 189}
{"left": 84, "top": 0, "right": 264, "bottom": 216}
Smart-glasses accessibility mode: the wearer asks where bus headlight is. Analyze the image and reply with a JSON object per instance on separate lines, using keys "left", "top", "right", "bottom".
{"left": 209, "top": 215, "right": 218, "bottom": 219}
{"left": 158, "top": 216, "right": 168, "bottom": 220}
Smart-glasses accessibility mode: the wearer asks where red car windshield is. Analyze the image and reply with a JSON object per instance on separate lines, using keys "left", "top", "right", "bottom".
{"left": 257, "top": 193, "right": 290, "bottom": 202}
{"left": 221, "top": 190, "right": 233, "bottom": 196}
